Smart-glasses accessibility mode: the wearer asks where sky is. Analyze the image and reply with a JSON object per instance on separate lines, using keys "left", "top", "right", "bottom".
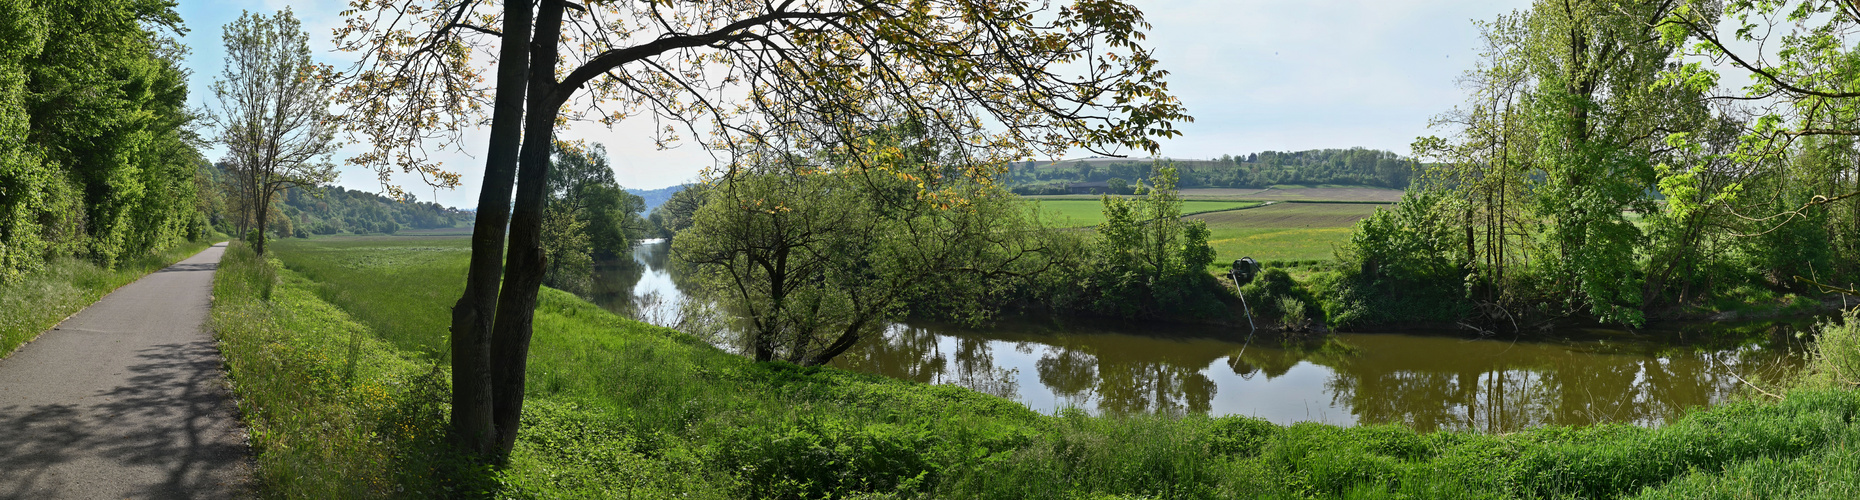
{"left": 173, "top": 0, "right": 1536, "bottom": 209}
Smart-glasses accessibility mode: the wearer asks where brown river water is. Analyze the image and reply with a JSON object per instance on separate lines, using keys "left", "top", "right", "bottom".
{"left": 594, "top": 241, "right": 1814, "bottom": 433}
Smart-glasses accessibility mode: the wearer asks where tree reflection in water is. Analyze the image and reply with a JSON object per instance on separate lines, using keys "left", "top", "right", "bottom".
{"left": 1314, "top": 333, "right": 1805, "bottom": 432}
{"left": 609, "top": 241, "right": 1815, "bottom": 432}
{"left": 835, "top": 325, "right": 1019, "bottom": 399}
{"left": 828, "top": 316, "right": 1809, "bottom": 432}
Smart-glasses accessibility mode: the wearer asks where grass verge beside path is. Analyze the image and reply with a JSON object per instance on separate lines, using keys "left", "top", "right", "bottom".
{"left": 223, "top": 235, "right": 1860, "bottom": 498}
{"left": 1, "top": 237, "right": 221, "bottom": 359}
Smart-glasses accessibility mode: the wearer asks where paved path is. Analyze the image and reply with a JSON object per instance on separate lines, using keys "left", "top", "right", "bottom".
{"left": 0, "top": 242, "right": 252, "bottom": 499}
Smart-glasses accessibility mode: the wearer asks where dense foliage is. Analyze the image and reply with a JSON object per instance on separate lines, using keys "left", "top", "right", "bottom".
{"left": 267, "top": 183, "right": 470, "bottom": 238}
{"left": 0, "top": 0, "right": 208, "bottom": 281}
{"left": 538, "top": 143, "right": 648, "bottom": 295}
{"left": 1025, "top": 166, "right": 1232, "bottom": 321}
{"left": 676, "top": 124, "right": 1058, "bottom": 366}
{"left": 1007, "top": 148, "right": 1415, "bottom": 195}
{"left": 1320, "top": 0, "right": 1860, "bottom": 330}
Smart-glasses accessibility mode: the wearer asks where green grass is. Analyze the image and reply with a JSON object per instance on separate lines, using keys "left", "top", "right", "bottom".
{"left": 1, "top": 237, "right": 220, "bottom": 359}
{"left": 210, "top": 243, "right": 461, "bottom": 497}
{"left": 1191, "top": 202, "right": 1386, "bottom": 263}
{"left": 1032, "top": 199, "right": 1261, "bottom": 228}
{"left": 220, "top": 235, "right": 1860, "bottom": 498}
{"left": 268, "top": 235, "right": 472, "bottom": 360}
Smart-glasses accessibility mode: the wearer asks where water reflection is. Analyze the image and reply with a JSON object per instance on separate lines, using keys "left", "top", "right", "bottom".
{"left": 589, "top": 240, "right": 688, "bottom": 327}
{"left": 831, "top": 318, "right": 1809, "bottom": 432}
{"left": 606, "top": 241, "right": 1814, "bottom": 433}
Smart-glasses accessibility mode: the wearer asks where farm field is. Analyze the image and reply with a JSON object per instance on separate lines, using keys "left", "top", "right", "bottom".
{"left": 1024, "top": 185, "right": 1403, "bottom": 203}
{"left": 1188, "top": 202, "right": 1387, "bottom": 263}
{"left": 1033, "top": 199, "right": 1260, "bottom": 227}
{"left": 1178, "top": 186, "right": 1404, "bottom": 202}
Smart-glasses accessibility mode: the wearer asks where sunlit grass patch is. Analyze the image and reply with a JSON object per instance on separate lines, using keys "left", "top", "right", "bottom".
{"left": 1205, "top": 226, "right": 1356, "bottom": 262}
{"left": 211, "top": 243, "right": 470, "bottom": 497}
{"left": 270, "top": 237, "right": 470, "bottom": 359}
{"left": 1188, "top": 203, "right": 1381, "bottom": 263}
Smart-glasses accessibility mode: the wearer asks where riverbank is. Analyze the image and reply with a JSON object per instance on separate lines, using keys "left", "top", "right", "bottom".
{"left": 1, "top": 237, "right": 221, "bottom": 359}
{"left": 1210, "top": 260, "right": 1857, "bottom": 337}
{"left": 205, "top": 235, "right": 1860, "bottom": 498}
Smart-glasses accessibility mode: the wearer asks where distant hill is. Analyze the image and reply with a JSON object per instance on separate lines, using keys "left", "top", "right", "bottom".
{"left": 274, "top": 184, "right": 472, "bottom": 236}
{"left": 1007, "top": 148, "right": 1417, "bottom": 195}
{"left": 628, "top": 184, "right": 688, "bottom": 213}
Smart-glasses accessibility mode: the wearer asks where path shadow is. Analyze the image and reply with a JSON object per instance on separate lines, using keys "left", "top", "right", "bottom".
{"left": 0, "top": 403, "right": 83, "bottom": 499}
{"left": 156, "top": 262, "right": 219, "bottom": 273}
{"left": 0, "top": 340, "right": 250, "bottom": 499}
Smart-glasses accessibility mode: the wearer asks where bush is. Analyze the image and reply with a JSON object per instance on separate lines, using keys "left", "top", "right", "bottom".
{"left": 1237, "top": 268, "right": 1325, "bottom": 329}
{"left": 1803, "top": 308, "right": 1860, "bottom": 389}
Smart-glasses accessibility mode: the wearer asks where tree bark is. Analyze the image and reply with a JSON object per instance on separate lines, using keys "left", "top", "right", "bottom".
{"left": 489, "top": 0, "right": 564, "bottom": 458}
{"left": 449, "top": 0, "right": 533, "bottom": 458}
{"left": 254, "top": 187, "right": 271, "bottom": 255}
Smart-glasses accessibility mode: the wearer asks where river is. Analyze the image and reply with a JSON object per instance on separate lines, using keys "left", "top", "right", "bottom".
{"left": 591, "top": 240, "right": 1812, "bottom": 433}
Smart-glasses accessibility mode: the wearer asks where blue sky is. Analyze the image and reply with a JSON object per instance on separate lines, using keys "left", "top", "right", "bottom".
{"left": 174, "top": 1, "right": 1533, "bottom": 208}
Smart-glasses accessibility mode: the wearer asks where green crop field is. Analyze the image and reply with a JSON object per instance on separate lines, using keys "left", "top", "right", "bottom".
{"left": 1023, "top": 186, "right": 1402, "bottom": 204}
{"left": 1033, "top": 199, "right": 1261, "bottom": 227}
{"left": 1188, "top": 202, "right": 1387, "bottom": 263}
{"left": 1176, "top": 186, "right": 1404, "bottom": 202}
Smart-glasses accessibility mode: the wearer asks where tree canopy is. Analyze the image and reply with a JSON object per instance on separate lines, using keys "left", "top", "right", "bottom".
{"left": 1, "top": 0, "right": 207, "bottom": 281}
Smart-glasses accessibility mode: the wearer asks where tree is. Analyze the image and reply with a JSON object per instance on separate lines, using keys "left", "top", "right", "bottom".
{"left": 3, "top": 0, "right": 203, "bottom": 276}
{"left": 210, "top": 9, "right": 337, "bottom": 256}
{"left": 548, "top": 143, "right": 646, "bottom": 259}
{"left": 676, "top": 127, "right": 1052, "bottom": 366}
{"left": 1660, "top": 0, "right": 1860, "bottom": 289}
{"left": 1403, "top": 1, "right": 1704, "bottom": 326}
{"left": 649, "top": 183, "right": 712, "bottom": 240}
{"left": 339, "top": 0, "right": 1188, "bottom": 459}
{"left": 1081, "top": 166, "right": 1223, "bottom": 319}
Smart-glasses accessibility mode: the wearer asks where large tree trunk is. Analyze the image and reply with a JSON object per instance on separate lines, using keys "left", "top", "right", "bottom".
{"left": 449, "top": 0, "right": 533, "bottom": 458}
{"left": 489, "top": 0, "right": 565, "bottom": 458}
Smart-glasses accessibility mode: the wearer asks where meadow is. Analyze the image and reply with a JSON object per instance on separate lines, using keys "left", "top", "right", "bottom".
{"left": 1177, "top": 186, "right": 1404, "bottom": 202}
{"left": 1024, "top": 186, "right": 1403, "bottom": 204}
{"left": 210, "top": 234, "right": 1860, "bottom": 498}
{"left": 1190, "top": 202, "right": 1388, "bottom": 263}
{"left": 1, "top": 238, "right": 218, "bottom": 359}
{"left": 1033, "top": 199, "right": 1261, "bottom": 228}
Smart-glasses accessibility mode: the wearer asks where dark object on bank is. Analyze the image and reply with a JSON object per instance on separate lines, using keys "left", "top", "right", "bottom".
{"left": 1229, "top": 257, "right": 1260, "bottom": 334}
{"left": 1229, "top": 257, "right": 1260, "bottom": 285}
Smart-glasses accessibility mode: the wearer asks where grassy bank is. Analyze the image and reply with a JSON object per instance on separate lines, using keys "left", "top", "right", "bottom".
{"left": 1, "top": 237, "right": 220, "bottom": 359}
{"left": 216, "top": 235, "right": 1860, "bottom": 498}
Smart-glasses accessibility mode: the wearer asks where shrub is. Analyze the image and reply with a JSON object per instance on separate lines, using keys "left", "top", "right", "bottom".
{"left": 1803, "top": 308, "right": 1860, "bottom": 389}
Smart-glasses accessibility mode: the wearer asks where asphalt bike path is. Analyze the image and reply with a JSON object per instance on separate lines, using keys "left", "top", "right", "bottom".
{"left": 0, "top": 242, "right": 251, "bottom": 499}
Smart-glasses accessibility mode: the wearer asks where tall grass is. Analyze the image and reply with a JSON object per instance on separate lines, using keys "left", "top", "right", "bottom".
{"left": 1798, "top": 308, "right": 1860, "bottom": 390}
{"left": 210, "top": 243, "right": 482, "bottom": 498}
{"left": 227, "top": 235, "right": 1860, "bottom": 499}
{"left": 1, "top": 238, "right": 218, "bottom": 358}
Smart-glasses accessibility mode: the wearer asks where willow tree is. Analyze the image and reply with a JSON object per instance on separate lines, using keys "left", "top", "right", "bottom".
{"left": 337, "top": 0, "right": 1188, "bottom": 458}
